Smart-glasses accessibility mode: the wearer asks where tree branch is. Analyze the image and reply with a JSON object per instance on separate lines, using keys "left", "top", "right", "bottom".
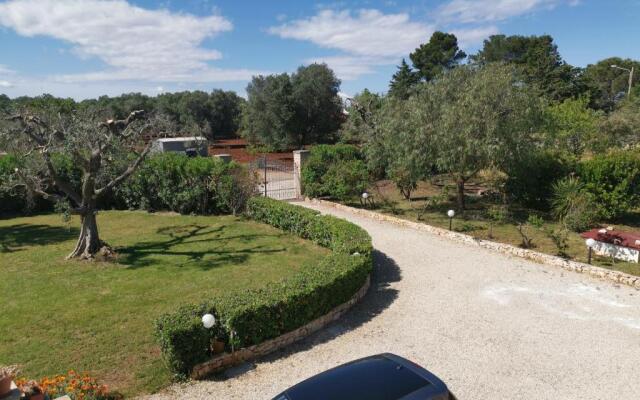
{"left": 95, "top": 141, "right": 152, "bottom": 198}
{"left": 41, "top": 151, "right": 83, "bottom": 205}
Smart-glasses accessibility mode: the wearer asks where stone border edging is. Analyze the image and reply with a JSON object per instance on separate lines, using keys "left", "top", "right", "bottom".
{"left": 191, "top": 275, "right": 371, "bottom": 379}
{"left": 306, "top": 198, "right": 640, "bottom": 290}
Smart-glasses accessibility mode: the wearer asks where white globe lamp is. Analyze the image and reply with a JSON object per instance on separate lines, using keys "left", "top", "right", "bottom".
{"left": 447, "top": 209, "right": 455, "bottom": 230}
{"left": 585, "top": 238, "right": 596, "bottom": 264}
{"left": 202, "top": 313, "right": 216, "bottom": 329}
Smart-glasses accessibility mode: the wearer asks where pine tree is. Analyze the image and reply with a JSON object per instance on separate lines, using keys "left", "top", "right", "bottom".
{"left": 389, "top": 59, "right": 420, "bottom": 99}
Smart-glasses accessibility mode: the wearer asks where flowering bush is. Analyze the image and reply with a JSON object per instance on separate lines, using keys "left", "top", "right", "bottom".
{"left": 16, "top": 371, "right": 121, "bottom": 400}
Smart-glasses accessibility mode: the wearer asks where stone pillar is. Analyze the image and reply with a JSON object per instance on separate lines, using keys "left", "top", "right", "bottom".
{"left": 214, "top": 154, "right": 232, "bottom": 163}
{"left": 293, "top": 150, "right": 310, "bottom": 199}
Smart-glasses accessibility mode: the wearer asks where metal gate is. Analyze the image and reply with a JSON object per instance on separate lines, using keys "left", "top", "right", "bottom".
{"left": 251, "top": 157, "right": 296, "bottom": 200}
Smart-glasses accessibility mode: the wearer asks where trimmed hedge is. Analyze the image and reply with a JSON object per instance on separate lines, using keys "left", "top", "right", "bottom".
{"left": 154, "top": 197, "right": 372, "bottom": 377}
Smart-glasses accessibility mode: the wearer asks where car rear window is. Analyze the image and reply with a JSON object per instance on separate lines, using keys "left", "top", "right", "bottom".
{"left": 285, "top": 356, "right": 430, "bottom": 400}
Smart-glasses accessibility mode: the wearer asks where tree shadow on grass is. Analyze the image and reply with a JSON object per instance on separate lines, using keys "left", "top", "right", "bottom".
{"left": 116, "top": 224, "right": 287, "bottom": 270}
{"left": 208, "top": 249, "right": 402, "bottom": 381}
{"left": 0, "top": 223, "right": 78, "bottom": 253}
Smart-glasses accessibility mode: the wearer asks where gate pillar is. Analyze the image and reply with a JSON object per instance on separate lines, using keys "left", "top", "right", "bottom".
{"left": 293, "top": 150, "right": 310, "bottom": 199}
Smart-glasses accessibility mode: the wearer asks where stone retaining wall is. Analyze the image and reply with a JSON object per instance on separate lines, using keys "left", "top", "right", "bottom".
{"left": 307, "top": 198, "right": 640, "bottom": 290}
{"left": 191, "top": 275, "right": 371, "bottom": 379}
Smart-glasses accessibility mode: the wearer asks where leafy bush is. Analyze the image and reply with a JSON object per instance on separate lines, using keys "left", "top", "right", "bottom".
{"left": 578, "top": 150, "right": 640, "bottom": 219}
{"left": 0, "top": 155, "right": 25, "bottom": 214}
{"left": 389, "top": 164, "right": 419, "bottom": 200}
{"left": 301, "top": 144, "right": 369, "bottom": 199}
{"left": 117, "top": 153, "right": 252, "bottom": 215}
{"left": 154, "top": 197, "right": 372, "bottom": 377}
{"left": 320, "top": 159, "right": 369, "bottom": 201}
{"left": 0, "top": 154, "right": 79, "bottom": 214}
{"left": 505, "top": 151, "right": 574, "bottom": 209}
{"left": 517, "top": 214, "right": 544, "bottom": 248}
{"left": 551, "top": 176, "right": 599, "bottom": 232}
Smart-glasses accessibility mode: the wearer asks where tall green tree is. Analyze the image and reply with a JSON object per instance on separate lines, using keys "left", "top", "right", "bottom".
{"left": 544, "top": 96, "right": 602, "bottom": 157}
{"left": 600, "top": 95, "right": 640, "bottom": 148}
{"left": 429, "top": 64, "right": 543, "bottom": 210}
{"left": 242, "top": 64, "right": 342, "bottom": 150}
{"left": 582, "top": 57, "right": 640, "bottom": 111}
{"left": 410, "top": 31, "right": 466, "bottom": 81}
{"left": 388, "top": 59, "right": 420, "bottom": 99}
{"left": 207, "top": 89, "right": 244, "bottom": 139}
{"left": 472, "top": 34, "right": 583, "bottom": 101}
{"left": 242, "top": 73, "right": 295, "bottom": 151}
{"left": 290, "top": 63, "right": 343, "bottom": 148}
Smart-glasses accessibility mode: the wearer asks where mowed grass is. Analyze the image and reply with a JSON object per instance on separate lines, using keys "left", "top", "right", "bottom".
{"left": 353, "top": 180, "right": 640, "bottom": 277}
{"left": 0, "top": 211, "right": 328, "bottom": 396}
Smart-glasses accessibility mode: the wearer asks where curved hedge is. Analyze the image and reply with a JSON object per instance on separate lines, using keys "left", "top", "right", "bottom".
{"left": 154, "top": 197, "right": 372, "bottom": 377}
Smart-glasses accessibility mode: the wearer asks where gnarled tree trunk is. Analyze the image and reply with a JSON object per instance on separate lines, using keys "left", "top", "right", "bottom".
{"left": 67, "top": 210, "right": 101, "bottom": 260}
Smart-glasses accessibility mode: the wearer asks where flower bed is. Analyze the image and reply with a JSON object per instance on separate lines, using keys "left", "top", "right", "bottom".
{"left": 154, "top": 197, "right": 373, "bottom": 377}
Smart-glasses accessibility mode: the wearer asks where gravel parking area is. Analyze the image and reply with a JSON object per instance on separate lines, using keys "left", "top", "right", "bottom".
{"left": 141, "top": 201, "right": 640, "bottom": 400}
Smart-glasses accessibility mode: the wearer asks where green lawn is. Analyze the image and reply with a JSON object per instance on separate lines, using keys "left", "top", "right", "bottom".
{"left": 0, "top": 211, "right": 328, "bottom": 396}
{"left": 355, "top": 180, "right": 640, "bottom": 277}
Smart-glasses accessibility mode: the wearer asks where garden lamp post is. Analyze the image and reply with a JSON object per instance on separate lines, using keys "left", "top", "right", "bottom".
{"left": 202, "top": 313, "right": 216, "bottom": 329}
{"left": 611, "top": 64, "right": 634, "bottom": 97}
{"left": 447, "top": 209, "right": 455, "bottom": 231}
{"left": 362, "top": 192, "right": 369, "bottom": 208}
{"left": 585, "top": 238, "right": 596, "bottom": 264}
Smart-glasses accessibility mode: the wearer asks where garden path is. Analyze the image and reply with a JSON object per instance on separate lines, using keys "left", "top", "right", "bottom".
{"left": 141, "top": 201, "right": 640, "bottom": 400}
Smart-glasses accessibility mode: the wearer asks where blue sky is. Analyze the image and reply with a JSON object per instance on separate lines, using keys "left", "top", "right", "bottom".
{"left": 0, "top": 0, "right": 639, "bottom": 99}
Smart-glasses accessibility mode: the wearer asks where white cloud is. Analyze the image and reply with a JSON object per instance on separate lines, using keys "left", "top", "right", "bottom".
{"left": 0, "top": 80, "right": 14, "bottom": 88}
{"left": 0, "top": 65, "right": 16, "bottom": 75}
{"left": 270, "top": 9, "right": 432, "bottom": 58}
{"left": 269, "top": 9, "right": 433, "bottom": 80}
{"left": 305, "top": 56, "right": 380, "bottom": 81}
{"left": 452, "top": 26, "right": 500, "bottom": 48}
{"left": 0, "top": 0, "right": 262, "bottom": 83}
{"left": 436, "top": 0, "right": 576, "bottom": 24}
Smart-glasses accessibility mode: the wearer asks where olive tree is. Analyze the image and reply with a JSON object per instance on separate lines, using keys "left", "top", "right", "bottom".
{"left": 1, "top": 106, "right": 170, "bottom": 260}
{"left": 430, "top": 64, "right": 543, "bottom": 210}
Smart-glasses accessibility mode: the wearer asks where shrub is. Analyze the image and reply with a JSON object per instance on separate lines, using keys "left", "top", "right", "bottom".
{"left": 551, "top": 176, "right": 599, "bottom": 232}
{"left": 505, "top": 151, "right": 574, "bottom": 209}
{"left": 320, "top": 159, "right": 369, "bottom": 201}
{"left": 517, "top": 214, "right": 544, "bottom": 248}
{"left": 213, "top": 163, "right": 257, "bottom": 216}
{"left": 117, "top": 153, "right": 252, "bottom": 215}
{"left": 389, "top": 164, "right": 419, "bottom": 200}
{"left": 578, "top": 150, "right": 640, "bottom": 219}
{"left": 301, "top": 144, "right": 369, "bottom": 199}
{"left": 155, "top": 197, "right": 372, "bottom": 377}
{"left": 0, "top": 154, "right": 78, "bottom": 214}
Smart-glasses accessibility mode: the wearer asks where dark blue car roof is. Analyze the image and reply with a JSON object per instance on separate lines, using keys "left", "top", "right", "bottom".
{"left": 274, "top": 353, "right": 448, "bottom": 400}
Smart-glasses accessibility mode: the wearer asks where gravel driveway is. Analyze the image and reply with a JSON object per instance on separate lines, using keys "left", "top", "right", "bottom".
{"left": 142, "top": 202, "right": 640, "bottom": 400}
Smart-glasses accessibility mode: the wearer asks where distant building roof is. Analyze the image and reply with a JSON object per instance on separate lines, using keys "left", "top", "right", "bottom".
{"left": 155, "top": 136, "right": 207, "bottom": 143}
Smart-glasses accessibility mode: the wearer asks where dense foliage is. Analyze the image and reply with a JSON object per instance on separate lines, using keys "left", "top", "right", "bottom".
{"left": 117, "top": 153, "right": 256, "bottom": 215}
{"left": 154, "top": 197, "right": 372, "bottom": 376}
{"left": 242, "top": 63, "right": 343, "bottom": 151}
{"left": 471, "top": 34, "right": 583, "bottom": 101}
{"left": 505, "top": 151, "right": 575, "bottom": 209}
{"left": 578, "top": 150, "right": 640, "bottom": 219}
{"left": 301, "top": 144, "right": 369, "bottom": 200}
{"left": 4, "top": 91, "right": 244, "bottom": 141}
{"left": 0, "top": 152, "right": 256, "bottom": 217}
{"left": 409, "top": 31, "right": 466, "bottom": 82}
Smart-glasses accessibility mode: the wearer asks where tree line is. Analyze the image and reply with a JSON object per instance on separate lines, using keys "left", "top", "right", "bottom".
{"left": 0, "top": 89, "right": 245, "bottom": 141}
